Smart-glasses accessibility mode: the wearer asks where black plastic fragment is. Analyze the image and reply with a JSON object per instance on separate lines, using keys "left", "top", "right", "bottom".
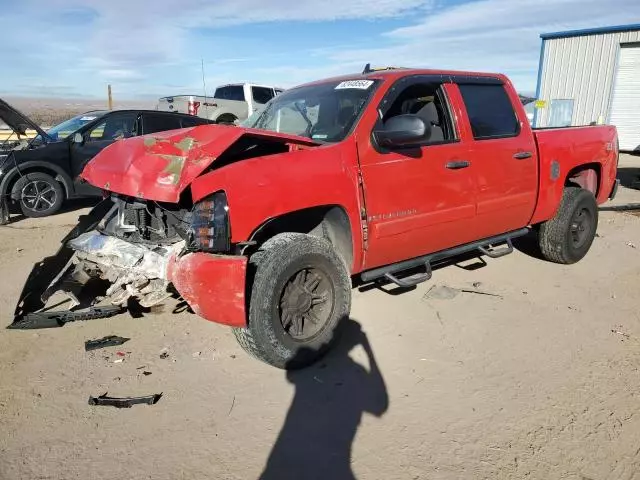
{"left": 85, "top": 335, "right": 130, "bottom": 351}
{"left": 88, "top": 393, "right": 162, "bottom": 408}
{"left": 8, "top": 306, "right": 124, "bottom": 329}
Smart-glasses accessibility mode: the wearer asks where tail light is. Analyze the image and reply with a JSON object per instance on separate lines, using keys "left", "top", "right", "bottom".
{"left": 188, "top": 100, "right": 201, "bottom": 116}
{"left": 188, "top": 191, "right": 230, "bottom": 253}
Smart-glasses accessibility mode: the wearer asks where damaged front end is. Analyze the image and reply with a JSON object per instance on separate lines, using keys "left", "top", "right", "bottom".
{"left": 10, "top": 195, "right": 192, "bottom": 329}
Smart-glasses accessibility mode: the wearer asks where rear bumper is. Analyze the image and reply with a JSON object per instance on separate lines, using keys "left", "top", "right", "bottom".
{"left": 167, "top": 252, "right": 247, "bottom": 327}
{"left": 609, "top": 179, "right": 620, "bottom": 200}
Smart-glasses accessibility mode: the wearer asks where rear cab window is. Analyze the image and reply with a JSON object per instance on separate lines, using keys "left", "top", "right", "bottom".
{"left": 214, "top": 86, "right": 245, "bottom": 102}
{"left": 458, "top": 83, "right": 519, "bottom": 139}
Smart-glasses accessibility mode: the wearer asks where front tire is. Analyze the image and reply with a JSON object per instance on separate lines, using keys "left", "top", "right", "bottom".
{"left": 233, "top": 233, "right": 351, "bottom": 369}
{"left": 16, "top": 172, "right": 64, "bottom": 218}
{"left": 538, "top": 187, "right": 598, "bottom": 264}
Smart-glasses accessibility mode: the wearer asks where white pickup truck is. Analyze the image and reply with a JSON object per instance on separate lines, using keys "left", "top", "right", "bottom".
{"left": 157, "top": 83, "right": 283, "bottom": 124}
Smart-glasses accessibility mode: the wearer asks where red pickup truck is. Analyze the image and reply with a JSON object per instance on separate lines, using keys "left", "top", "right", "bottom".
{"left": 12, "top": 68, "right": 619, "bottom": 369}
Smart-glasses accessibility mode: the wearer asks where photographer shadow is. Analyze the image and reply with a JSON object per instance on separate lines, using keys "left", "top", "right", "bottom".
{"left": 260, "top": 318, "right": 389, "bottom": 480}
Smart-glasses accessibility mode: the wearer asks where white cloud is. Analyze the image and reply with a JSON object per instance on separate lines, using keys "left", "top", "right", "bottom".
{"left": 2, "top": 0, "right": 640, "bottom": 97}
{"left": 327, "top": 0, "right": 640, "bottom": 91}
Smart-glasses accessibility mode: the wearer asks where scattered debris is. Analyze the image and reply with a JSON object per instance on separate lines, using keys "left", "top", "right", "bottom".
{"left": 228, "top": 395, "right": 236, "bottom": 416}
{"left": 159, "top": 352, "right": 169, "bottom": 360}
{"left": 136, "top": 365, "right": 147, "bottom": 370}
{"left": 88, "top": 393, "right": 162, "bottom": 408}
{"left": 84, "top": 335, "right": 130, "bottom": 352}
{"left": 611, "top": 329, "right": 630, "bottom": 339}
{"left": 423, "top": 285, "right": 459, "bottom": 300}
{"left": 142, "top": 371, "right": 152, "bottom": 376}
{"left": 627, "top": 242, "right": 637, "bottom": 249}
{"left": 472, "top": 282, "right": 482, "bottom": 288}
{"left": 423, "top": 284, "right": 502, "bottom": 300}
{"left": 313, "top": 376, "right": 324, "bottom": 384}
{"left": 459, "top": 288, "right": 503, "bottom": 298}
{"left": 230, "top": 354, "right": 236, "bottom": 359}
{"left": 192, "top": 351, "right": 201, "bottom": 358}
{"left": 522, "top": 291, "right": 528, "bottom": 295}
{"left": 116, "top": 351, "right": 126, "bottom": 357}
{"left": 113, "top": 358, "right": 124, "bottom": 364}
{"left": 16, "top": 247, "right": 23, "bottom": 252}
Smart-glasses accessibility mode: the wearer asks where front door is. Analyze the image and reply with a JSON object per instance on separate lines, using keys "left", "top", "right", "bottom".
{"left": 70, "top": 112, "right": 138, "bottom": 195}
{"left": 358, "top": 78, "right": 478, "bottom": 270}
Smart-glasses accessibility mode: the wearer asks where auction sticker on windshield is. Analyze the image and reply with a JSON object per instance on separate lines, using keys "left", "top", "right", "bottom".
{"left": 335, "top": 80, "right": 374, "bottom": 90}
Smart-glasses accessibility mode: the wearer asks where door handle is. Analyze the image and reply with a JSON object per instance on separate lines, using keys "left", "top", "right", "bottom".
{"left": 513, "top": 151, "right": 533, "bottom": 160}
{"left": 445, "top": 160, "right": 470, "bottom": 170}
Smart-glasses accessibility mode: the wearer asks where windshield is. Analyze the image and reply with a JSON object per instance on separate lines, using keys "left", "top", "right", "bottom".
{"left": 251, "top": 79, "right": 380, "bottom": 142}
{"left": 241, "top": 109, "right": 262, "bottom": 128}
{"left": 46, "top": 111, "right": 107, "bottom": 140}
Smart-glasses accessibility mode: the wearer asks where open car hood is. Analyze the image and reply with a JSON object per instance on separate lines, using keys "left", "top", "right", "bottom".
{"left": 0, "top": 98, "right": 50, "bottom": 140}
{"left": 81, "top": 124, "right": 318, "bottom": 203}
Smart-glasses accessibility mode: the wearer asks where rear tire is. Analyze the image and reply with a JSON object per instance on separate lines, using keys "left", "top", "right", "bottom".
{"left": 216, "top": 114, "right": 237, "bottom": 126}
{"left": 538, "top": 187, "right": 598, "bottom": 264}
{"left": 233, "top": 233, "right": 351, "bottom": 369}
{"left": 16, "top": 172, "right": 64, "bottom": 218}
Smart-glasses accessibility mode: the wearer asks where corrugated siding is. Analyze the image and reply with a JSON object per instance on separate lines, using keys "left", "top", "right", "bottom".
{"left": 609, "top": 45, "right": 640, "bottom": 150}
{"left": 536, "top": 30, "right": 640, "bottom": 127}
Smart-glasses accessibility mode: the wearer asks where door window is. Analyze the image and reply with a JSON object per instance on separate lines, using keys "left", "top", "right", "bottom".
{"left": 458, "top": 84, "right": 519, "bottom": 139}
{"left": 142, "top": 114, "right": 182, "bottom": 134}
{"left": 381, "top": 82, "right": 455, "bottom": 144}
{"left": 86, "top": 113, "right": 137, "bottom": 142}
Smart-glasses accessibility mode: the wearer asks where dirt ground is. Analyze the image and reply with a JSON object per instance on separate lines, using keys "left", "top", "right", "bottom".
{"left": 1, "top": 155, "right": 640, "bottom": 480}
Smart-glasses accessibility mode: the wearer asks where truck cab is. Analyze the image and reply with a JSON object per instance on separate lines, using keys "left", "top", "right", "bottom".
{"left": 157, "top": 83, "right": 284, "bottom": 125}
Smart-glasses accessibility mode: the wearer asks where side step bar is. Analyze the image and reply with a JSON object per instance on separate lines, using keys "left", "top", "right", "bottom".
{"left": 360, "top": 228, "right": 529, "bottom": 286}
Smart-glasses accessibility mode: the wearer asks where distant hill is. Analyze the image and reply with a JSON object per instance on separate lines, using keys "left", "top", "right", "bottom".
{"left": 2, "top": 96, "right": 156, "bottom": 126}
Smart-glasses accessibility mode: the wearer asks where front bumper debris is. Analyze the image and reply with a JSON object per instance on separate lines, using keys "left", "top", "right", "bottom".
{"left": 10, "top": 197, "right": 188, "bottom": 329}
{"left": 10, "top": 195, "right": 249, "bottom": 329}
{"left": 8, "top": 305, "right": 123, "bottom": 329}
{"left": 88, "top": 392, "right": 162, "bottom": 408}
{"left": 54, "top": 230, "right": 185, "bottom": 309}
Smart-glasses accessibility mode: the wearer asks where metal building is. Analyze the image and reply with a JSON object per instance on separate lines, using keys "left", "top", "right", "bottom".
{"left": 534, "top": 24, "right": 640, "bottom": 151}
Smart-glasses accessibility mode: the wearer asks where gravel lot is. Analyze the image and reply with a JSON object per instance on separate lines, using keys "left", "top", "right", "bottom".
{"left": 1, "top": 155, "right": 639, "bottom": 480}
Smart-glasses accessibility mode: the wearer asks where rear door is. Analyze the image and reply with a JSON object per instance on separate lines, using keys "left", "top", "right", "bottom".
{"left": 70, "top": 111, "right": 138, "bottom": 195}
{"left": 454, "top": 80, "right": 538, "bottom": 238}
{"left": 358, "top": 76, "right": 478, "bottom": 270}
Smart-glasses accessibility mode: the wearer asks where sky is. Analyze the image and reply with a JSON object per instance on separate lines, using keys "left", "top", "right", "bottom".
{"left": 1, "top": 0, "right": 640, "bottom": 99}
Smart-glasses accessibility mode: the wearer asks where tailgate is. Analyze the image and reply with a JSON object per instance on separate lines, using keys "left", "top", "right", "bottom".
{"left": 157, "top": 96, "right": 193, "bottom": 115}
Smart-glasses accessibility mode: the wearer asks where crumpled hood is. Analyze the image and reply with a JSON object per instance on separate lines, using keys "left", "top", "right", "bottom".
{"left": 81, "top": 124, "right": 318, "bottom": 203}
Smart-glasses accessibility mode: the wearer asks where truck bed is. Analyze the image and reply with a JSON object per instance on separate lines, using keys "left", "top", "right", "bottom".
{"left": 529, "top": 124, "right": 618, "bottom": 224}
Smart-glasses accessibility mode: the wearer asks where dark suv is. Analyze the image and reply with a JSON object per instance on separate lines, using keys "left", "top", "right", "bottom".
{"left": 0, "top": 99, "right": 213, "bottom": 220}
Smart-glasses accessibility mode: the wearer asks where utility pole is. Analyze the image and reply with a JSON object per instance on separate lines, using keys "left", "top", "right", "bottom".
{"left": 107, "top": 84, "right": 113, "bottom": 110}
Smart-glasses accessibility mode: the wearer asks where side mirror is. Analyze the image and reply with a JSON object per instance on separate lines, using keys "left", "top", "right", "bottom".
{"left": 373, "top": 114, "right": 430, "bottom": 148}
{"left": 72, "top": 132, "right": 84, "bottom": 145}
